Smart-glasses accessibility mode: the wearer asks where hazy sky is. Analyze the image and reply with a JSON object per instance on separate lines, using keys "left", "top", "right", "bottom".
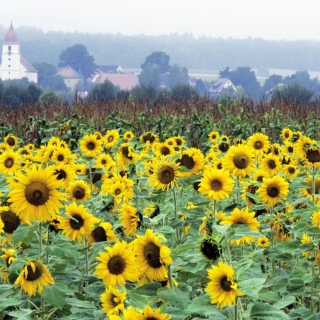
{"left": 1, "top": 0, "right": 319, "bottom": 41}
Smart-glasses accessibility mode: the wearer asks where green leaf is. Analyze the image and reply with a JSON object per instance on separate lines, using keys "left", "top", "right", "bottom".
{"left": 8, "top": 308, "right": 35, "bottom": 320}
{"left": 42, "top": 282, "right": 66, "bottom": 310}
{"left": 228, "top": 224, "right": 263, "bottom": 239}
{"left": 0, "top": 297, "right": 23, "bottom": 311}
{"left": 250, "top": 302, "right": 290, "bottom": 319}
{"left": 128, "top": 292, "right": 149, "bottom": 309}
{"left": 13, "top": 223, "right": 38, "bottom": 245}
{"left": 157, "top": 287, "right": 189, "bottom": 310}
{"left": 275, "top": 240, "right": 301, "bottom": 254}
{"left": 273, "top": 295, "right": 296, "bottom": 310}
{"left": 135, "top": 281, "right": 161, "bottom": 296}
{"left": 286, "top": 278, "right": 305, "bottom": 295}
{"left": 239, "top": 278, "right": 266, "bottom": 301}
{"left": 65, "top": 297, "right": 95, "bottom": 309}
{"left": 44, "top": 242, "right": 80, "bottom": 260}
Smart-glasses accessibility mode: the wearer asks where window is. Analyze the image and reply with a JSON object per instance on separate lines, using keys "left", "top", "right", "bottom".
{"left": 8, "top": 65, "right": 11, "bottom": 67}
{"left": 8, "top": 45, "right": 11, "bottom": 51}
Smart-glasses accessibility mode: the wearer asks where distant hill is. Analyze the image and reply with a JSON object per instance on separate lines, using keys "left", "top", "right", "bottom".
{"left": 1, "top": 25, "right": 320, "bottom": 72}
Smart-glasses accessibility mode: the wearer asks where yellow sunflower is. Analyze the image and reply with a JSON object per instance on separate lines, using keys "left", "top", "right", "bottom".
{"left": 282, "top": 141, "right": 295, "bottom": 156}
{"left": 7, "top": 164, "right": 64, "bottom": 223}
{"left": 135, "top": 229, "right": 172, "bottom": 281}
{"left": 198, "top": 168, "right": 234, "bottom": 201}
{"left": 294, "top": 135, "right": 317, "bottom": 160}
{"left": 252, "top": 169, "right": 269, "bottom": 183}
{"left": 177, "top": 147, "right": 204, "bottom": 177}
{"left": 283, "top": 164, "right": 299, "bottom": 180}
{"left": 117, "top": 142, "right": 139, "bottom": 169}
{"left": 94, "top": 240, "right": 137, "bottom": 286}
{"left": 138, "top": 305, "right": 172, "bottom": 320}
{"left": 123, "top": 131, "right": 134, "bottom": 142}
{"left": 148, "top": 157, "right": 182, "bottom": 191}
{"left": 257, "top": 175, "right": 290, "bottom": 207}
{"left": 247, "top": 132, "right": 270, "bottom": 156}
{"left": 0, "top": 209, "right": 20, "bottom": 244}
{"left": 95, "top": 153, "right": 116, "bottom": 171}
{"left": 119, "top": 203, "right": 142, "bottom": 237}
{"left": 14, "top": 260, "right": 55, "bottom": 296}
{"left": 66, "top": 180, "right": 91, "bottom": 202}
{"left": 208, "top": 131, "right": 220, "bottom": 143}
{"left": 88, "top": 222, "right": 118, "bottom": 245}
{"left": 50, "top": 146, "right": 74, "bottom": 165}
{"left": 259, "top": 154, "right": 282, "bottom": 176}
{"left": 257, "top": 236, "right": 270, "bottom": 247}
{"left": 0, "top": 149, "right": 20, "bottom": 175}
{"left": 0, "top": 248, "right": 16, "bottom": 282}
{"left": 305, "top": 147, "right": 320, "bottom": 167}
{"left": 59, "top": 202, "right": 99, "bottom": 242}
{"left": 79, "top": 133, "right": 103, "bottom": 157}
{"left": 223, "top": 145, "right": 254, "bottom": 178}
{"left": 206, "top": 260, "right": 244, "bottom": 308}
{"left": 311, "top": 210, "right": 320, "bottom": 228}
{"left": 100, "top": 286, "right": 127, "bottom": 316}
{"left": 220, "top": 206, "right": 260, "bottom": 246}
{"left": 104, "top": 130, "right": 120, "bottom": 149}
{"left": 52, "top": 163, "right": 76, "bottom": 187}
{"left": 300, "top": 233, "right": 312, "bottom": 258}
{"left": 140, "top": 131, "right": 159, "bottom": 145}
{"left": 152, "top": 142, "right": 177, "bottom": 158}
{"left": 4, "top": 134, "right": 19, "bottom": 149}
{"left": 281, "top": 128, "right": 293, "bottom": 141}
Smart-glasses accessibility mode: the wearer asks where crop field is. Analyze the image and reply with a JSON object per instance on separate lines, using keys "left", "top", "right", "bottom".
{"left": 0, "top": 98, "right": 319, "bottom": 319}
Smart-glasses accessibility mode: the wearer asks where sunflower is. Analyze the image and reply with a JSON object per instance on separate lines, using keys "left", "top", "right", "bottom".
{"left": 117, "top": 143, "right": 139, "bottom": 169}
{"left": 311, "top": 211, "right": 320, "bottom": 228}
{"left": 223, "top": 145, "right": 254, "bottom": 178}
{"left": 257, "top": 175, "right": 289, "bottom": 207}
{"left": 7, "top": 164, "right": 64, "bottom": 223}
{"left": 52, "top": 163, "right": 76, "bottom": 187}
{"left": 1, "top": 209, "right": 20, "bottom": 244}
{"left": 198, "top": 168, "right": 234, "bottom": 201}
{"left": 95, "top": 153, "right": 116, "bottom": 171}
{"left": 72, "top": 163, "right": 87, "bottom": 176}
{"left": 282, "top": 141, "right": 295, "bottom": 156}
{"left": 79, "top": 133, "right": 103, "bottom": 157}
{"left": 88, "top": 222, "right": 118, "bottom": 245}
{"left": 283, "top": 164, "right": 299, "bottom": 180}
{"left": 281, "top": 128, "right": 293, "bottom": 141}
{"left": 301, "top": 176, "right": 320, "bottom": 200}
{"left": 206, "top": 260, "right": 244, "bottom": 308}
{"left": 212, "top": 158, "right": 225, "bottom": 171}
{"left": 119, "top": 203, "right": 142, "bottom": 237}
{"left": 270, "top": 143, "right": 282, "bottom": 156}
{"left": 143, "top": 204, "right": 160, "bottom": 218}
{"left": 177, "top": 147, "right": 204, "bottom": 177}
{"left": 0, "top": 248, "right": 16, "bottom": 282}
{"left": 123, "top": 131, "right": 134, "bottom": 142}
{"left": 4, "top": 134, "right": 19, "bottom": 149}
{"left": 100, "top": 286, "right": 127, "bottom": 316}
{"left": 164, "top": 137, "right": 177, "bottom": 148}
{"left": 220, "top": 206, "right": 260, "bottom": 246}
{"left": 14, "top": 260, "right": 55, "bottom": 296}
{"left": 200, "top": 238, "right": 221, "bottom": 261}
{"left": 257, "top": 236, "right": 270, "bottom": 247}
{"left": 208, "top": 131, "right": 220, "bottom": 143}
{"left": 241, "top": 181, "right": 259, "bottom": 205}
{"left": 0, "top": 149, "right": 20, "bottom": 175}
{"left": 58, "top": 202, "right": 100, "bottom": 242}
{"left": 51, "top": 146, "right": 74, "bottom": 165}
{"left": 47, "top": 136, "right": 62, "bottom": 148}
{"left": 252, "top": 169, "right": 269, "bottom": 183}
{"left": 173, "top": 135, "right": 186, "bottom": 148}
{"left": 148, "top": 157, "right": 182, "bottom": 191}
{"left": 300, "top": 233, "right": 312, "bottom": 258}
{"left": 135, "top": 229, "right": 172, "bottom": 281}
{"left": 305, "top": 147, "right": 320, "bottom": 167}
{"left": 138, "top": 305, "right": 172, "bottom": 320}
{"left": 259, "top": 154, "right": 282, "bottom": 176}
{"left": 294, "top": 135, "right": 317, "bottom": 160}
{"left": 247, "top": 133, "right": 270, "bottom": 156}
{"left": 94, "top": 240, "right": 137, "bottom": 286}
{"left": 152, "top": 142, "right": 177, "bottom": 158}
{"left": 66, "top": 180, "right": 91, "bottom": 202}
{"left": 104, "top": 130, "right": 120, "bottom": 149}
{"left": 140, "top": 132, "right": 159, "bottom": 145}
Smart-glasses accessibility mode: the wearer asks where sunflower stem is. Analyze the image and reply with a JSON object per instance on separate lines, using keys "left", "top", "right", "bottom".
{"left": 39, "top": 222, "right": 43, "bottom": 256}
{"left": 168, "top": 264, "right": 174, "bottom": 290}
{"left": 312, "top": 164, "right": 316, "bottom": 203}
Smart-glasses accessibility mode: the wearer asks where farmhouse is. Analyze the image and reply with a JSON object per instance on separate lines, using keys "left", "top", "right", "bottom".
{"left": 56, "top": 65, "right": 84, "bottom": 92}
{"left": 208, "top": 78, "right": 236, "bottom": 96}
{"left": 0, "top": 22, "right": 38, "bottom": 83}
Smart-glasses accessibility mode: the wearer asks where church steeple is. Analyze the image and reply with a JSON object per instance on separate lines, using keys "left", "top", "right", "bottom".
{"left": 4, "top": 22, "right": 19, "bottom": 45}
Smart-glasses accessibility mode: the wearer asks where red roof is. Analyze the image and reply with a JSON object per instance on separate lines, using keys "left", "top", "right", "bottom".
{"left": 4, "top": 23, "right": 19, "bottom": 45}
{"left": 97, "top": 74, "right": 139, "bottom": 90}
{"left": 56, "top": 65, "right": 83, "bottom": 79}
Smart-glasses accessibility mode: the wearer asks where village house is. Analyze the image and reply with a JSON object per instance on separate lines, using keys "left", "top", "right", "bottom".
{"left": 208, "top": 78, "right": 236, "bottom": 97}
{"left": 56, "top": 65, "right": 84, "bottom": 92}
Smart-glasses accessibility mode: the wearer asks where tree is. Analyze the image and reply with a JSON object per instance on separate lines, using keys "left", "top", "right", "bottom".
{"left": 219, "top": 67, "right": 231, "bottom": 78}
{"left": 59, "top": 44, "right": 96, "bottom": 80}
{"left": 166, "top": 65, "right": 189, "bottom": 89}
{"left": 170, "top": 84, "right": 197, "bottom": 103}
{"left": 88, "top": 80, "right": 118, "bottom": 102}
{"left": 283, "top": 70, "right": 318, "bottom": 88}
{"left": 138, "top": 63, "right": 161, "bottom": 88}
{"left": 141, "top": 51, "right": 170, "bottom": 74}
{"left": 262, "top": 74, "right": 283, "bottom": 93}
{"left": 271, "top": 83, "right": 314, "bottom": 104}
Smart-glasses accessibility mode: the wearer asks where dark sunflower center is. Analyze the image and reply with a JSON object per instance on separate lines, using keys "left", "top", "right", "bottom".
{"left": 220, "top": 276, "right": 232, "bottom": 292}
{"left": 73, "top": 186, "right": 85, "bottom": 200}
{"left": 25, "top": 181, "right": 50, "bottom": 206}
{"left": 217, "top": 163, "right": 223, "bottom": 170}
{"left": 144, "top": 242, "right": 162, "bottom": 268}
{"left": 86, "top": 142, "right": 95, "bottom": 150}
{"left": 273, "top": 147, "right": 280, "bottom": 155}
{"left": 200, "top": 240, "right": 220, "bottom": 260}
{"left": 233, "top": 152, "right": 249, "bottom": 169}
{"left": 219, "top": 143, "right": 229, "bottom": 153}
{"left": 288, "top": 167, "right": 296, "bottom": 174}
{"left": 234, "top": 218, "right": 247, "bottom": 224}
{"left": 108, "top": 255, "right": 126, "bottom": 275}
{"left": 253, "top": 141, "right": 263, "bottom": 150}
{"left": 107, "top": 136, "right": 114, "bottom": 143}
{"left": 284, "top": 131, "right": 290, "bottom": 138}
{"left": 175, "top": 138, "right": 182, "bottom": 146}
{"left": 160, "top": 146, "right": 170, "bottom": 155}
{"left": 267, "top": 160, "right": 276, "bottom": 169}
{"left": 101, "top": 159, "right": 107, "bottom": 165}
{"left": 288, "top": 146, "right": 294, "bottom": 153}
{"left": 6, "top": 137, "right": 15, "bottom": 146}
{"left": 91, "top": 226, "right": 107, "bottom": 242}
{"left": 159, "top": 166, "right": 175, "bottom": 184}
{"left": 69, "top": 213, "right": 84, "bottom": 230}
{"left": 26, "top": 262, "right": 43, "bottom": 281}
{"left": 267, "top": 184, "right": 280, "bottom": 198}
{"left": 5, "top": 157, "right": 14, "bottom": 168}
{"left": 57, "top": 155, "right": 64, "bottom": 162}
{"left": 122, "top": 146, "right": 133, "bottom": 159}
{"left": 114, "top": 188, "right": 122, "bottom": 195}
{"left": 179, "top": 154, "right": 195, "bottom": 169}
{"left": 1, "top": 210, "right": 20, "bottom": 233}
{"left": 142, "top": 133, "right": 155, "bottom": 143}
{"left": 55, "top": 169, "right": 67, "bottom": 180}
{"left": 306, "top": 149, "right": 320, "bottom": 163}
{"left": 211, "top": 179, "right": 222, "bottom": 191}
{"left": 211, "top": 134, "right": 217, "bottom": 140}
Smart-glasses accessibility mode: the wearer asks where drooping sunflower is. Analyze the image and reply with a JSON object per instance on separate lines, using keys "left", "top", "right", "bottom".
{"left": 7, "top": 164, "right": 64, "bottom": 223}
{"left": 177, "top": 147, "right": 204, "bottom": 177}
{"left": 148, "top": 157, "right": 182, "bottom": 191}
{"left": 0, "top": 209, "right": 20, "bottom": 244}
{"left": 301, "top": 176, "right": 320, "bottom": 201}
{"left": 0, "top": 149, "right": 20, "bottom": 175}
{"left": 14, "top": 260, "right": 55, "bottom": 296}
{"left": 200, "top": 238, "right": 221, "bottom": 261}
{"left": 88, "top": 222, "right": 118, "bottom": 245}
{"left": 208, "top": 131, "right": 220, "bottom": 143}
{"left": 94, "top": 240, "right": 137, "bottom": 286}
{"left": 223, "top": 145, "right": 254, "bottom": 178}
{"left": 123, "top": 131, "right": 134, "bottom": 142}
{"left": 143, "top": 204, "right": 160, "bottom": 219}
{"left": 247, "top": 133, "right": 270, "bottom": 156}
{"left": 220, "top": 206, "right": 260, "bottom": 246}
{"left": 104, "top": 130, "right": 120, "bottom": 149}
{"left": 311, "top": 210, "right": 320, "bottom": 228}
{"left": 206, "top": 260, "right": 244, "bottom": 308}
{"left": 281, "top": 128, "right": 293, "bottom": 142}
{"left": 79, "top": 133, "right": 103, "bottom": 157}
{"left": 4, "top": 134, "right": 19, "bottom": 149}
{"left": 119, "top": 203, "right": 142, "bottom": 237}
{"left": 66, "top": 180, "right": 91, "bottom": 202}
{"left": 259, "top": 154, "right": 282, "bottom": 176}
{"left": 100, "top": 286, "right": 127, "bottom": 316}
{"left": 257, "top": 175, "right": 290, "bottom": 207}
{"left": 198, "top": 168, "right": 234, "bottom": 201}
{"left": 58, "top": 202, "right": 100, "bottom": 242}
{"left": 135, "top": 229, "right": 172, "bottom": 281}
{"left": 0, "top": 248, "right": 16, "bottom": 282}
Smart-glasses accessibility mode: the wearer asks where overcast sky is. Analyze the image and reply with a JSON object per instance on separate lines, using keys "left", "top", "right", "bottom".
{"left": 1, "top": 0, "right": 319, "bottom": 41}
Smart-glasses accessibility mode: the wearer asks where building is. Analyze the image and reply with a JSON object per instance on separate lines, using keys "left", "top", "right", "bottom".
{"left": 0, "top": 22, "right": 38, "bottom": 83}
{"left": 89, "top": 73, "right": 139, "bottom": 90}
{"left": 208, "top": 78, "right": 236, "bottom": 96}
{"left": 56, "top": 65, "right": 84, "bottom": 91}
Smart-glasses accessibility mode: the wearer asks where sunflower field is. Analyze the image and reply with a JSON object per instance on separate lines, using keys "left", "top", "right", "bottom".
{"left": 0, "top": 98, "right": 320, "bottom": 319}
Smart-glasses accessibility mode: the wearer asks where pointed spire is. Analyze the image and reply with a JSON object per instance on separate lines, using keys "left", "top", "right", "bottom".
{"left": 4, "top": 22, "right": 19, "bottom": 44}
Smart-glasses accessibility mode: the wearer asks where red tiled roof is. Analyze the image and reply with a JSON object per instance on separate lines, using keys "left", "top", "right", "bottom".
{"left": 4, "top": 23, "right": 19, "bottom": 45}
{"left": 56, "top": 65, "right": 83, "bottom": 79}
{"left": 97, "top": 74, "right": 139, "bottom": 90}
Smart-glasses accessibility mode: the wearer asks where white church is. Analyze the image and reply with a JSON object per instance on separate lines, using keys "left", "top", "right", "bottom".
{"left": 0, "top": 23, "right": 38, "bottom": 83}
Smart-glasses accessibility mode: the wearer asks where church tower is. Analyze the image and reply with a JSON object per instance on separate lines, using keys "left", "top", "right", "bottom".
{"left": 1, "top": 22, "right": 20, "bottom": 80}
